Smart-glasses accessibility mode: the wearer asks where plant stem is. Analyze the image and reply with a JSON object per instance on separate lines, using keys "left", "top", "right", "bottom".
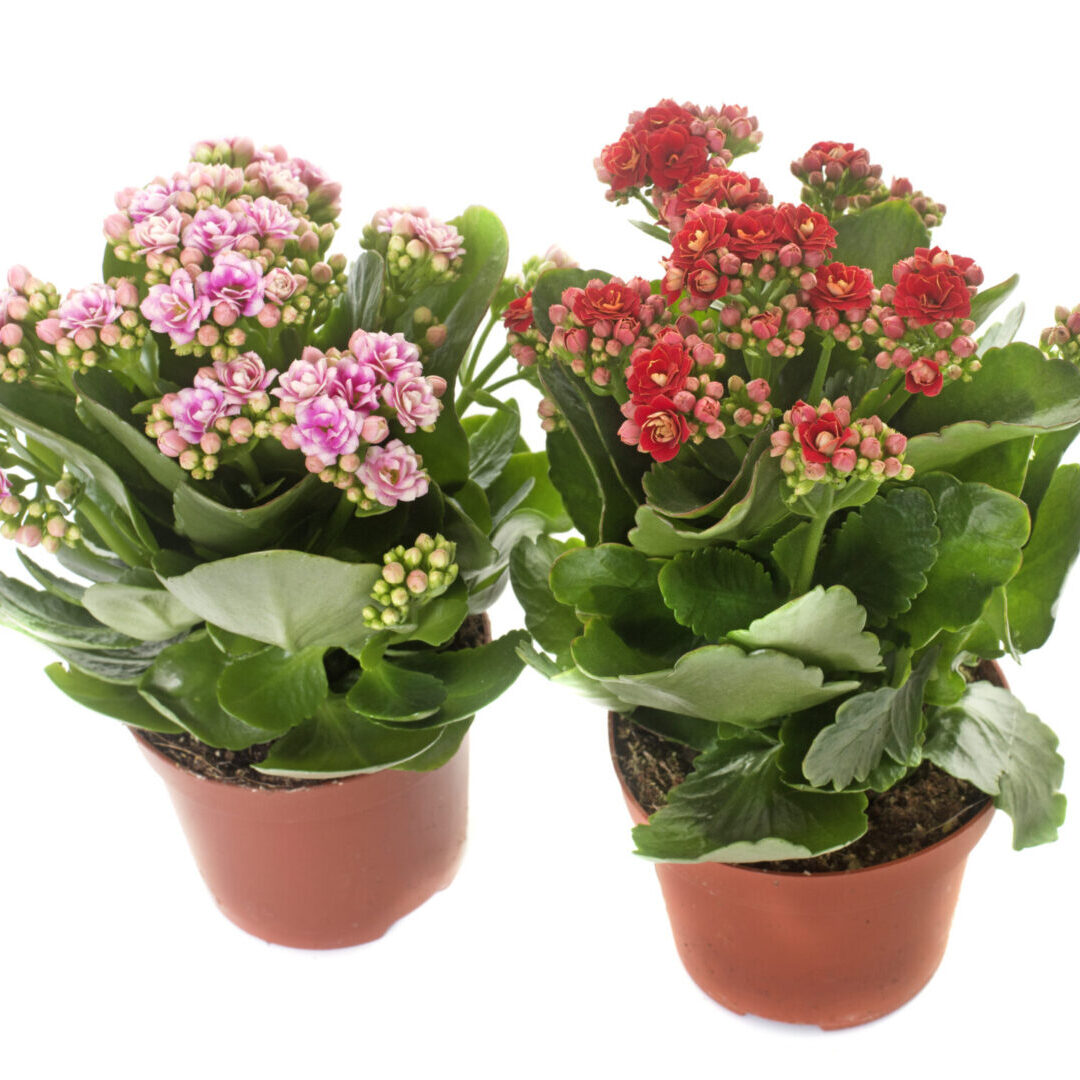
{"left": 77, "top": 500, "right": 148, "bottom": 568}
{"left": 854, "top": 368, "right": 904, "bottom": 419}
{"left": 463, "top": 312, "right": 499, "bottom": 385}
{"left": 877, "top": 385, "right": 912, "bottom": 423}
{"left": 457, "top": 345, "right": 512, "bottom": 413}
{"left": 484, "top": 371, "right": 529, "bottom": 394}
{"left": 807, "top": 337, "right": 835, "bottom": 404}
{"left": 232, "top": 448, "right": 263, "bottom": 492}
{"left": 632, "top": 191, "right": 660, "bottom": 220}
{"left": 792, "top": 491, "right": 834, "bottom": 596}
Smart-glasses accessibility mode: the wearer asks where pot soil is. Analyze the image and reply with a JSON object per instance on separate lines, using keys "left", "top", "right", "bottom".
{"left": 137, "top": 614, "right": 488, "bottom": 950}
{"left": 609, "top": 662, "right": 1002, "bottom": 1028}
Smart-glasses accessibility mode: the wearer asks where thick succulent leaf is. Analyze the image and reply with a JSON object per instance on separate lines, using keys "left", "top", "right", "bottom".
{"left": 816, "top": 487, "right": 939, "bottom": 624}
{"left": 947, "top": 436, "right": 1033, "bottom": 496}
{"left": 1021, "top": 425, "right": 1080, "bottom": 515}
{"left": 46, "top": 662, "right": 183, "bottom": 732}
{"left": 57, "top": 543, "right": 127, "bottom": 583}
{"left": 206, "top": 624, "right": 266, "bottom": 658}
{"left": 395, "top": 581, "right": 470, "bottom": 647}
{"left": 510, "top": 536, "right": 583, "bottom": 665}
{"left": 216, "top": 645, "right": 329, "bottom": 732}
{"left": 968, "top": 274, "right": 1019, "bottom": 328}
{"left": 727, "top": 586, "right": 882, "bottom": 673}
{"left": 256, "top": 697, "right": 442, "bottom": 777}
{"left": 925, "top": 682, "right": 1066, "bottom": 848}
{"left": 531, "top": 267, "right": 611, "bottom": 340}
{"left": 550, "top": 544, "right": 666, "bottom": 625}
{"left": 347, "top": 659, "right": 447, "bottom": 722}
{"left": 630, "top": 452, "right": 789, "bottom": 556}
{"left": 486, "top": 450, "right": 571, "bottom": 532}
{"left": 83, "top": 577, "right": 201, "bottom": 642}
{"left": 515, "top": 640, "right": 630, "bottom": 712}
{"left": 347, "top": 249, "right": 385, "bottom": 332}
{"left": 658, "top": 547, "right": 780, "bottom": 643}
{"left": 898, "top": 474, "right": 1030, "bottom": 648}
{"left": 545, "top": 427, "right": 604, "bottom": 544}
{"left": 977, "top": 303, "right": 1025, "bottom": 356}
{"left": 803, "top": 651, "right": 935, "bottom": 789}
{"left": 395, "top": 717, "right": 472, "bottom": 772}
{"left": 468, "top": 403, "right": 520, "bottom": 488}
{"left": 632, "top": 733, "right": 868, "bottom": 863}
{"left": 629, "top": 707, "right": 726, "bottom": 751}
{"left": 138, "top": 632, "right": 276, "bottom": 749}
{"left": 155, "top": 550, "right": 382, "bottom": 653}
{"left": 172, "top": 475, "right": 336, "bottom": 557}
{"left": 831, "top": 201, "right": 931, "bottom": 285}
{"left": 17, "top": 551, "right": 87, "bottom": 605}
{"left": 574, "top": 637, "right": 860, "bottom": 727}
{"left": 1006, "top": 464, "right": 1080, "bottom": 653}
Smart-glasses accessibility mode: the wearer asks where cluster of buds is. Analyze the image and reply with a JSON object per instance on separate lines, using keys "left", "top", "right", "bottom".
{"left": 0, "top": 470, "right": 81, "bottom": 553}
{"left": 1040, "top": 304, "right": 1080, "bottom": 365}
{"left": 791, "top": 142, "right": 884, "bottom": 218}
{"left": 498, "top": 247, "right": 578, "bottom": 369}
{"left": 615, "top": 330, "right": 758, "bottom": 463}
{"left": 34, "top": 280, "right": 147, "bottom": 375}
{"left": 882, "top": 178, "right": 946, "bottom": 228}
{"left": 595, "top": 98, "right": 762, "bottom": 203}
{"left": 770, "top": 397, "right": 913, "bottom": 498}
{"left": 0, "top": 267, "right": 60, "bottom": 383}
{"left": 658, "top": 162, "right": 772, "bottom": 232}
{"left": 869, "top": 248, "right": 983, "bottom": 397}
{"left": 362, "top": 534, "right": 460, "bottom": 628}
{"left": 547, "top": 277, "right": 674, "bottom": 390}
{"left": 721, "top": 374, "right": 778, "bottom": 431}
{"left": 361, "top": 206, "right": 466, "bottom": 300}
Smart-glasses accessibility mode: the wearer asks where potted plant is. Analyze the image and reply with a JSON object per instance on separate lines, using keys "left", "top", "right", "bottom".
{"left": 508, "top": 100, "right": 1076, "bottom": 1026}
{"left": 0, "top": 137, "right": 567, "bottom": 948}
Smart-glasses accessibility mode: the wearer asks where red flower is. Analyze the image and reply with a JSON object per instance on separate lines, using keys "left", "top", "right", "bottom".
{"left": 898, "top": 246, "right": 983, "bottom": 287}
{"left": 634, "top": 396, "right": 692, "bottom": 462}
{"left": 774, "top": 203, "right": 837, "bottom": 254}
{"left": 809, "top": 263, "right": 875, "bottom": 312}
{"left": 892, "top": 268, "right": 971, "bottom": 325}
{"left": 645, "top": 124, "right": 709, "bottom": 192}
{"left": 905, "top": 358, "right": 944, "bottom": 397}
{"left": 669, "top": 206, "right": 730, "bottom": 268}
{"left": 725, "top": 206, "right": 781, "bottom": 260}
{"left": 599, "top": 131, "right": 648, "bottom": 192}
{"left": 796, "top": 411, "right": 856, "bottom": 464}
{"left": 627, "top": 339, "right": 693, "bottom": 402}
{"left": 571, "top": 279, "right": 643, "bottom": 327}
{"left": 632, "top": 99, "right": 696, "bottom": 133}
{"left": 662, "top": 166, "right": 771, "bottom": 222}
{"left": 502, "top": 292, "right": 534, "bottom": 332}
{"left": 685, "top": 259, "right": 730, "bottom": 304}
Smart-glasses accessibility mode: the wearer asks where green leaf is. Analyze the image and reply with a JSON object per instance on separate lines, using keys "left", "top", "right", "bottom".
{"left": 409, "top": 405, "right": 471, "bottom": 491}
{"left": 898, "top": 474, "right": 1030, "bottom": 648}
{"left": 57, "top": 543, "right": 127, "bottom": 583}
{"left": 46, "top": 662, "right": 183, "bottom": 732}
{"left": 82, "top": 579, "right": 201, "bottom": 642}
{"left": 468, "top": 403, "right": 520, "bottom": 488}
{"left": 172, "top": 475, "right": 337, "bottom": 557}
{"left": 969, "top": 274, "right": 1019, "bottom": 328}
{"left": 138, "top": 633, "right": 274, "bottom": 749}
{"left": 396, "top": 580, "right": 470, "bottom": 646}
{"left": 155, "top": 551, "right": 382, "bottom": 652}
{"left": 1022, "top": 425, "right": 1080, "bottom": 516}
{"left": 632, "top": 733, "right": 867, "bottom": 862}
{"left": 925, "top": 682, "right": 1065, "bottom": 848}
{"left": 347, "top": 659, "right": 447, "bottom": 722}
{"left": 575, "top": 639, "right": 861, "bottom": 727}
{"left": 816, "top": 487, "right": 940, "bottom": 624}
{"left": 658, "top": 548, "right": 779, "bottom": 642}
{"left": 901, "top": 345, "right": 1080, "bottom": 473}
{"left": 630, "top": 707, "right": 725, "bottom": 751}
{"left": 510, "top": 536, "right": 583, "bottom": 665}
{"left": 948, "top": 436, "right": 1033, "bottom": 496}
{"left": 347, "top": 249, "right": 385, "bottom": 331}
{"left": 727, "top": 586, "right": 882, "bottom": 673}
{"left": 216, "top": 645, "right": 329, "bottom": 733}
{"left": 546, "top": 427, "right": 604, "bottom": 545}
{"left": 486, "top": 450, "right": 571, "bottom": 532}
{"left": 803, "top": 651, "right": 936, "bottom": 789}
{"left": 831, "top": 201, "right": 931, "bottom": 286}
{"left": 256, "top": 697, "right": 442, "bottom": 777}
{"left": 1006, "top": 464, "right": 1080, "bottom": 653}
{"left": 395, "top": 717, "right": 472, "bottom": 772}
{"left": 550, "top": 544, "right": 665, "bottom": 625}
{"left": 17, "top": 551, "right": 87, "bottom": 605}
{"left": 531, "top": 267, "right": 611, "bottom": 340}
{"left": 631, "top": 219, "right": 671, "bottom": 242}
{"left": 770, "top": 521, "right": 811, "bottom": 590}
{"left": 206, "top": 624, "right": 265, "bottom": 658}
{"left": 977, "top": 303, "right": 1025, "bottom": 356}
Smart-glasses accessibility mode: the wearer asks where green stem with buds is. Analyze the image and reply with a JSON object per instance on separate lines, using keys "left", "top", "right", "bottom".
{"left": 457, "top": 345, "right": 512, "bottom": 413}
{"left": 77, "top": 499, "right": 148, "bottom": 568}
{"left": 854, "top": 368, "right": 904, "bottom": 419}
{"left": 463, "top": 312, "right": 499, "bottom": 386}
{"left": 807, "top": 337, "right": 835, "bottom": 404}
{"left": 792, "top": 489, "right": 835, "bottom": 597}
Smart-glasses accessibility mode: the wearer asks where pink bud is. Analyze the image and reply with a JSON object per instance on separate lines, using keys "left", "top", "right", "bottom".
{"left": 14, "top": 525, "right": 42, "bottom": 547}
{"left": 5, "top": 296, "right": 29, "bottom": 321}
{"left": 229, "top": 417, "right": 254, "bottom": 444}
{"left": 950, "top": 336, "right": 976, "bottom": 358}
{"left": 832, "top": 448, "right": 857, "bottom": 473}
{"left": 200, "top": 432, "right": 222, "bottom": 455}
{"left": 157, "top": 430, "right": 190, "bottom": 457}
{"left": 705, "top": 421, "right": 726, "bottom": 439}
{"left": 787, "top": 307, "right": 812, "bottom": 331}
{"left": 103, "top": 214, "right": 130, "bottom": 241}
{"left": 592, "top": 366, "right": 612, "bottom": 387}
{"left": 428, "top": 375, "right": 448, "bottom": 398}
{"left": 746, "top": 378, "right": 770, "bottom": 403}
{"left": 548, "top": 303, "right": 568, "bottom": 325}
{"left": 618, "top": 420, "right": 641, "bottom": 446}
{"left": 804, "top": 461, "right": 827, "bottom": 481}
{"left": 673, "top": 390, "right": 696, "bottom": 413}
{"left": 258, "top": 305, "right": 281, "bottom": 329}
{"left": 884, "top": 457, "right": 902, "bottom": 478}
{"left": 694, "top": 397, "right": 720, "bottom": 423}
{"left": 0, "top": 323, "right": 23, "bottom": 347}
{"left": 884, "top": 432, "right": 907, "bottom": 456}
{"left": 733, "top": 407, "right": 753, "bottom": 426}
{"left": 565, "top": 328, "right": 588, "bottom": 355}
{"left": 892, "top": 347, "right": 913, "bottom": 371}
{"left": 360, "top": 415, "right": 389, "bottom": 444}
{"left": 859, "top": 437, "right": 882, "bottom": 461}
{"left": 425, "top": 324, "right": 447, "bottom": 348}
{"left": 778, "top": 243, "right": 802, "bottom": 268}
{"left": 1, "top": 495, "right": 21, "bottom": 516}
{"left": 279, "top": 426, "right": 303, "bottom": 451}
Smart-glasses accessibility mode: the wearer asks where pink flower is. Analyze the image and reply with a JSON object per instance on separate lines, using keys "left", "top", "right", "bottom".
{"left": 382, "top": 372, "right": 442, "bottom": 433}
{"left": 58, "top": 284, "right": 122, "bottom": 332}
{"left": 328, "top": 356, "right": 381, "bottom": 417}
{"left": 199, "top": 352, "right": 277, "bottom": 407}
{"left": 373, "top": 205, "right": 428, "bottom": 233}
{"left": 239, "top": 196, "right": 298, "bottom": 239}
{"left": 411, "top": 216, "right": 466, "bottom": 260}
{"left": 141, "top": 270, "right": 211, "bottom": 344}
{"left": 167, "top": 384, "right": 229, "bottom": 443}
{"left": 263, "top": 267, "right": 305, "bottom": 304}
{"left": 126, "top": 184, "right": 176, "bottom": 222}
{"left": 273, "top": 349, "right": 332, "bottom": 404}
{"left": 130, "top": 206, "right": 184, "bottom": 255}
{"left": 246, "top": 160, "right": 308, "bottom": 205}
{"left": 347, "top": 329, "right": 422, "bottom": 380}
{"left": 177, "top": 162, "right": 246, "bottom": 197}
{"left": 293, "top": 395, "right": 360, "bottom": 467}
{"left": 357, "top": 439, "right": 429, "bottom": 508}
{"left": 198, "top": 252, "right": 265, "bottom": 320}
{"left": 182, "top": 206, "right": 255, "bottom": 257}
{"left": 0, "top": 468, "right": 11, "bottom": 500}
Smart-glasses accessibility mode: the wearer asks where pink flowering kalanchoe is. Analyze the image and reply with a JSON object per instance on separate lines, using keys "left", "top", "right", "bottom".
{"left": 293, "top": 394, "right": 361, "bottom": 469}
{"left": 58, "top": 284, "right": 122, "bottom": 332}
{"left": 165, "top": 384, "right": 230, "bottom": 445}
{"left": 141, "top": 270, "right": 211, "bottom": 344}
{"left": 182, "top": 206, "right": 256, "bottom": 258}
{"left": 198, "top": 251, "right": 266, "bottom": 322}
{"left": 356, "top": 439, "right": 428, "bottom": 508}
{"left": 197, "top": 352, "right": 277, "bottom": 407}
{"left": 273, "top": 349, "right": 332, "bottom": 406}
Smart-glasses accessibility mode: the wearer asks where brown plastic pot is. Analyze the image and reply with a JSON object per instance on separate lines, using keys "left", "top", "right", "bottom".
{"left": 610, "top": 715, "right": 995, "bottom": 1028}
{"left": 139, "top": 733, "right": 469, "bottom": 949}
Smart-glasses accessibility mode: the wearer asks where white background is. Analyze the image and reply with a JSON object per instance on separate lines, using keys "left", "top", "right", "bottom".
{"left": 1, "top": 3, "right": 1077, "bottom": 1077}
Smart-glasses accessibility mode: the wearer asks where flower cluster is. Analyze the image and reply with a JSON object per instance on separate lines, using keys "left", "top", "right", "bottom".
{"left": 791, "top": 142, "right": 885, "bottom": 218}
{"left": 0, "top": 468, "right": 80, "bottom": 553}
{"left": 658, "top": 162, "right": 772, "bottom": 232}
{"left": 362, "top": 533, "right": 460, "bottom": 628}
{"left": 770, "top": 396, "right": 913, "bottom": 497}
{"left": 0, "top": 267, "right": 60, "bottom": 383}
{"left": 146, "top": 330, "right": 442, "bottom": 508}
{"left": 595, "top": 99, "right": 759, "bottom": 204}
{"left": 869, "top": 248, "right": 983, "bottom": 396}
{"left": 804, "top": 261, "right": 876, "bottom": 351}
{"left": 499, "top": 246, "right": 578, "bottom": 369}
{"left": 1040, "top": 304, "right": 1080, "bottom": 365}
{"left": 887, "top": 178, "right": 947, "bottom": 228}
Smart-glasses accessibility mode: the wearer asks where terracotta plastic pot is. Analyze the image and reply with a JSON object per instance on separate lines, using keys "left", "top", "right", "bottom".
{"left": 610, "top": 716, "right": 995, "bottom": 1028}
{"left": 139, "top": 733, "right": 469, "bottom": 949}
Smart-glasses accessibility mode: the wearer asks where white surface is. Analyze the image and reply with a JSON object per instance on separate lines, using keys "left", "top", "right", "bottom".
{"left": 1, "top": 4, "right": 1077, "bottom": 1077}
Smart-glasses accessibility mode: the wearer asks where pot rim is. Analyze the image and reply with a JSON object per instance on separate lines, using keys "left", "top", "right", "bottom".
{"left": 608, "top": 711, "right": 995, "bottom": 879}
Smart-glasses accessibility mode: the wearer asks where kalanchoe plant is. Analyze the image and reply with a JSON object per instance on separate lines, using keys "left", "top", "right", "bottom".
{"left": 0, "top": 138, "right": 568, "bottom": 777}
{"left": 511, "top": 100, "right": 1076, "bottom": 863}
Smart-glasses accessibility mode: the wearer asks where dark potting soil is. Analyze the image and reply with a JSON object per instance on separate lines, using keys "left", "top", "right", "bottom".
{"left": 140, "top": 613, "right": 491, "bottom": 792}
{"left": 612, "top": 713, "right": 990, "bottom": 873}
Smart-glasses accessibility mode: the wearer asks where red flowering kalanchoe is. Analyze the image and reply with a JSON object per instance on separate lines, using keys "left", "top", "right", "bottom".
{"left": 502, "top": 291, "right": 534, "bottom": 333}
{"left": 622, "top": 395, "right": 692, "bottom": 462}
{"left": 625, "top": 335, "right": 694, "bottom": 403}
{"left": 659, "top": 163, "right": 772, "bottom": 231}
{"left": 770, "top": 396, "right": 913, "bottom": 497}
{"left": 1040, "top": 303, "right": 1080, "bottom": 365}
{"left": 791, "top": 141, "right": 886, "bottom": 218}
{"left": 598, "top": 132, "right": 648, "bottom": 193}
